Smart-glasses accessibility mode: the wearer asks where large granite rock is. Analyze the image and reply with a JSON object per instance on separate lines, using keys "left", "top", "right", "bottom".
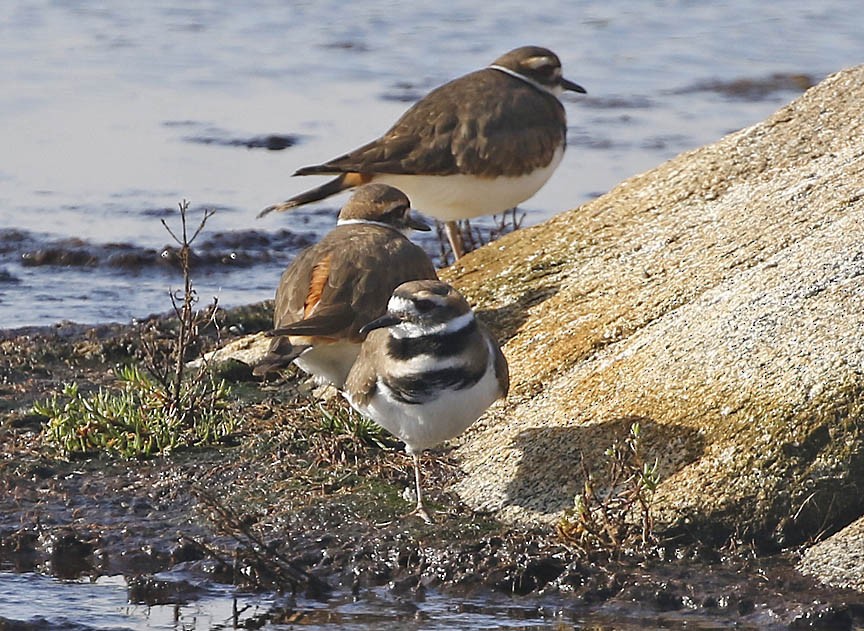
{"left": 799, "top": 515, "right": 864, "bottom": 591}
{"left": 443, "top": 65, "right": 864, "bottom": 550}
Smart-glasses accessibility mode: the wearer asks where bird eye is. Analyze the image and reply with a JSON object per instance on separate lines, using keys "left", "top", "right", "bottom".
{"left": 536, "top": 64, "right": 556, "bottom": 78}
{"left": 414, "top": 299, "right": 435, "bottom": 312}
{"left": 385, "top": 204, "right": 410, "bottom": 222}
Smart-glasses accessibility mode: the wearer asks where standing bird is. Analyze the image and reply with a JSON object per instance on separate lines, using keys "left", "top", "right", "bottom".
{"left": 253, "top": 184, "right": 438, "bottom": 389}
{"left": 259, "top": 45, "right": 586, "bottom": 259}
{"left": 343, "top": 280, "right": 509, "bottom": 522}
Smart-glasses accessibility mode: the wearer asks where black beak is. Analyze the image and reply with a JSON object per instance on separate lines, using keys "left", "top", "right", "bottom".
{"left": 562, "top": 78, "right": 587, "bottom": 94}
{"left": 359, "top": 313, "right": 401, "bottom": 335}
{"left": 407, "top": 213, "right": 431, "bottom": 232}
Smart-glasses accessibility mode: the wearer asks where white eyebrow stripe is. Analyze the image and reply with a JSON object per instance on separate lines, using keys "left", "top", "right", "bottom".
{"left": 389, "top": 311, "right": 475, "bottom": 339}
{"left": 524, "top": 55, "right": 554, "bottom": 70}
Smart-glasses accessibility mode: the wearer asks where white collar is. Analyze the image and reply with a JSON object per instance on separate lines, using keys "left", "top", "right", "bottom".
{"left": 487, "top": 64, "right": 561, "bottom": 97}
{"left": 337, "top": 218, "right": 410, "bottom": 237}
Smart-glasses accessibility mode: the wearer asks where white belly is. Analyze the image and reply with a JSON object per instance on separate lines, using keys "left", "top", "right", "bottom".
{"left": 294, "top": 341, "right": 360, "bottom": 388}
{"left": 348, "top": 361, "right": 501, "bottom": 453}
{"left": 374, "top": 148, "right": 563, "bottom": 222}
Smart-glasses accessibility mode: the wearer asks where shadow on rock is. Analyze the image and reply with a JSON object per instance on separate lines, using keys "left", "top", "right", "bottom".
{"left": 475, "top": 284, "right": 559, "bottom": 345}
{"left": 504, "top": 416, "right": 705, "bottom": 516}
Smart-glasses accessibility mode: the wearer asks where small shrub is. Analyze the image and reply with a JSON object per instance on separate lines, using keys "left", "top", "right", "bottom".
{"left": 35, "top": 201, "right": 238, "bottom": 458}
{"left": 557, "top": 422, "right": 660, "bottom": 557}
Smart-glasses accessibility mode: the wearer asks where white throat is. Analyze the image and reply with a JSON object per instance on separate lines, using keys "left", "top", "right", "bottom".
{"left": 487, "top": 64, "right": 562, "bottom": 97}
{"left": 337, "top": 218, "right": 410, "bottom": 236}
{"left": 390, "top": 311, "right": 475, "bottom": 339}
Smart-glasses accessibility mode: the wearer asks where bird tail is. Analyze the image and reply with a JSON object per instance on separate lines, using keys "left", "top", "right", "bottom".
{"left": 257, "top": 172, "right": 371, "bottom": 218}
{"left": 251, "top": 336, "right": 305, "bottom": 377}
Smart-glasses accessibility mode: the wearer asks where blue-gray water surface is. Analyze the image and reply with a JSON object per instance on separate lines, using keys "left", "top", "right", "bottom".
{"left": 1, "top": 1, "right": 861, "bottom": 328}
{"left": 0, "top": 571, "right": 769, "bottom": 630}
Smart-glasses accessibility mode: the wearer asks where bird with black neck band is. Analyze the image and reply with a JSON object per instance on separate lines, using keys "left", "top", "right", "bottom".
{"left": 343, "top": 279, "right": 509, "bottom": 523}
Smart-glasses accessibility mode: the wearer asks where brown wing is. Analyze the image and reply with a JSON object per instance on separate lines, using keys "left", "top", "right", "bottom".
{"left": 272, "top": 224, "right": 437, "bottom": 342}
{"left": 295, "top": 69, "right": 566, "bottom": 179}
{"left": 343, "top": 329, "right": 388, "bottom": 408}
{"left": 252, "top": 336, "right": 304, "bottom": 377}
{"left": 304, "top": 255, "right": 331, "bottom": 317}
{"left": 269, "top": 306, "right": 354, "bottom": 339}
{"left": 325, "top": 226, "right": 438, "bottom": 340}
{"left": 271, "top": 249, "right": 353, "bottom": 340}
{"left": 272, "top": 243, "right": 322, "bottom": 328}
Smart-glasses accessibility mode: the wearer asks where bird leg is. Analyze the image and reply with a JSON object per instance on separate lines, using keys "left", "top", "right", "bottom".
{"left": 410, "top": 452, "right": 434, "bottom": 524}
{"left": 443, "top": 221, "right": 466, "bottom": 260}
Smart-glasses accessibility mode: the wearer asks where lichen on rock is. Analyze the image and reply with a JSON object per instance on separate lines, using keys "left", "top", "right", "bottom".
{"left": 443, "top": 65, "right": 864, "bottom": 554}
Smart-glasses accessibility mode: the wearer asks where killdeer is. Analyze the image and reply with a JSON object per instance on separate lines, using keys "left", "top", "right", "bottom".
{"left": 253, "top": 184, "right": 438, "bottom": 389}
{"left": 343, "top": 279, "right": 509, "bottom": 522}
{"left": 259, "top": 45, "right": 586, "bottom": 259}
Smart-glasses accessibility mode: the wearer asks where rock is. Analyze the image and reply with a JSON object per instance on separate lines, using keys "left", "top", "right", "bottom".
{"left": 441, "top": 65, "right": 864, "bottom": 553}
{"left": 188, "top": 331, "right": 271, "bottom": 372}
{"left": 798, "top": 516, "right": 864, "bottom": 592}
{"left": 127, "top": 575, "right": 201, "bottom": 605}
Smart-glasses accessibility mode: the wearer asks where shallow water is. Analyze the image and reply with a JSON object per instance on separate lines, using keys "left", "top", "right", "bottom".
{"left": 0, "top": 572, "right": 291, "bottom": 631}
{"left": 0, "top": 571, "right": 758, "bottom": 630}
{"left": 1, "top": 1, "right": 862, "bottom": 327}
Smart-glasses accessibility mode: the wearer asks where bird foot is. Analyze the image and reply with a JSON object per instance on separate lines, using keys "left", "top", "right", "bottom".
{"left": 410, "top": 504, "right": 435, "bottom": 524}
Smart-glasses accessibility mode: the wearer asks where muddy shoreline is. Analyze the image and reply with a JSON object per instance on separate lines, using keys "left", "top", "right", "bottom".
{"left": 1, "top": 308, "right": 863, "bottom": 629}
